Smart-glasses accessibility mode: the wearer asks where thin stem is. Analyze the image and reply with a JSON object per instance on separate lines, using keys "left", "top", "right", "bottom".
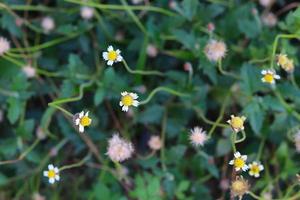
{"left": 217, "top": 59, "right": 241, "bottom": 80}
{"left": 231, "top": 132, "right": 237, "bottom": 152}
{"left": 235, "top": 130, "right": 246, "bottom": 143}
{"left": 194, "top": 107, "right": 229, "bottom": 128}
{"left": 160, "top": 109, "right": 167, "bottom": 172}
{"left": 207, "top": 94, "right": 230, "bottom": 138}
{"left": 256, "top": 136, "right": 266, "bottom": 160}
{"left": 0, "top": 139, "right": 40, "bottom": 165}
{"left": 248, "top": 191, "right": 262, "bottom": 200}
{"left": 59, "top": 153, "right": 91, "bottom": 171}
{"left": 139, "top": 86, "right": 189, "bottom": 105}
{"left": 48, "top": 104, "right": 73, "bottom": 117}
{"left": 122, "top": 60, "right": 164, "bottom": 76}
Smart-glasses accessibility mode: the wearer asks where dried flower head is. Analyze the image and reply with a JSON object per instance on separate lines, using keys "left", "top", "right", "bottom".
{"left": 277, "top": 54, "right": 288, "bottom": 66}
{"left": 227, "top": 115, "right": 246, "bottom": 133}
{"left": 294, "top": 130, "right": 300, "bottom": 153}
{"left": 119, "top": 91, "right": 139, "bottom": 112}
{"left": 102, "top": 45, "right": 123, "bottom": 66}
{"left": 0, "top": 37, "right": 10, "bottom": 56}
{"left": 261, "top": 69, "right": 280, "bottom": 84}
{"left": 231, "top": 176, "right": 250, "bottom": 199}
{"left": 80, "top": 6, "right": 94, "bottom": 20}
{"left": 148, "top": 135, "right": 162, "bottom": 151}
{"left": 189, "top": 127, "right": 208, "bottom": 147}
{"left": 229, "top": 151, "right": 248, "bottom": 171}
{"left": 74, "top": 111, "right": 92, "bottom": 133}
{"left": 248, "top": 161, "right": 264, "bottom": 178}
{"left": 41, "top": 17, "right": 55, "bottom": 33}
{"left": 106, "top": 134, "right": 134, "bottom": 162}
{"left": 204, "top": 40, "right": 227, "bottom": 62}
{"left": 22, "top": 65, "right": 36, "bottom": 78}
{"left": 282, "top": 59, "right": 294, "bottom": 73}
{"left": 43, "top": 164, "right": 60, "bottom": 184}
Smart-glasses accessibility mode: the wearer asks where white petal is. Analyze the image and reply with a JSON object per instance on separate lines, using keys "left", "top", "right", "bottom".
{"left": 54, "top": 167, "right": 59, "bottom": 173}
{"left": 242, "top": 165, "right": 249, "bottom": 171}
{"left": 259, "top": 165, "right": 264, "bottom": 170}
{"left": 55, "top": 175, "right": 60, "bottom": 181}
{"left": 49, "top": 178, "right": 55, "bottom": 184}
{"left": 234, "top": 152, "right": 241, "bottom": 158}
{"left": 261, "top": 70, "right": 267, "bottom": 75}
{"left": 121, "top": 91, "right": 128, "bottom": 96}
{"left": 107, "top": 60, "right": 114, "bottom": 66}
{"left": 229, "top": 160, "right": 234, "bottom": 165}
{"left": 102, "top": 52, "right": 108, "bottom": 60}
{"left": 122, "top": 106, "right": 128, "bottom": 112}
{"left": 48, "top": 164, "right": 54, "bottom": 170}
{"left": 241, "top": 155, "right": 247, "bottom": 160}
{"left": 43, "top": 171, "right": 48, "bottom": 177}
{"left": 79, "top": 125, "right": 84, "bottom": 133}
{"left": 108, "top": 45, "right": 113, "bottom": 51}
{"left": 85, "top": 111, "right": 89, "bottom": 117}
{"left": 130, "top": 93, "right": 138, "bottom": 99}
{"left": 132, "top": 100, "right": 139, "bottom": 107}
{"left": 275, "top": 75, "right": 280, "bottom": 79}
{"left": 254, "top": 174, "right": 259, "bottom": 178}
{"left": 249, "top": 171, "right": 254, "bottom": 176}
{"left": 116, "top": 55, "right": 123, "bottom": 62}
{"left": 116, "top": 49, "right": 121, "bottom": 54}
{"left": 235, "top": 167, "right": 241, "bottom": 171}
{"left": 79, "top": 111, "right": 84, "bottom": 118}
{"left": 119, "top": 101, "right": 123, "bottom": 106}
{"left": 75, "top": 118, "right": 80, "bottom": 125}
{"left": 261, "top": 78, "right": 266, "bottom": 82}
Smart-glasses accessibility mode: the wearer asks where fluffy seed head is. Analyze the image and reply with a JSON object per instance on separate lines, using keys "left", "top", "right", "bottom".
{"left": 146, "top": 44, "right": 158, "bottom": 58}
{"left": 106, "top": 134, "right": 134, "bottom": 162}
{"left": 0, "top": 37, "right": 10, "bottom": 56}
{"left": 189, "top": 127, "right": 208, "bottom": 146}
{"left": 231, "top": 176, "right": 250, "bottom": 199}
{"left": 204, "top": 40, "right": 227, "bottom": 62}
{"left": 22, "top": 65, "right": 36, "bottom": 78}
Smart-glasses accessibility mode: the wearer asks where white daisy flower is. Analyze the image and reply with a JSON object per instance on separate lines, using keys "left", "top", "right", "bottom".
{"left": 261, "top": 69, "right": 280, "bottom": 84}
{"left": 74, "top": 111, "right": 92, "bottom": 133}
{"left": 43, "top": 164, "right": 60, "bottom": 184}
{"left": 248, "top": 161, "right": 264, "bottom": 178}
{"left": 229, "top": 151, "right": 248, "bottom": 171}
{"left": 119, "top": 91, "right": 139, "bottom": 112}
{"left": 102, "top": 45, "right": 123, "bottom": 66}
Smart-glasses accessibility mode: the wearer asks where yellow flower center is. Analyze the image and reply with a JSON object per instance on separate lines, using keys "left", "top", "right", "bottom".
{"left": 121, "top": 95, "right": 134, "bottom": 106}
{"left": 231, "top": 117, "right": 244, "bottom": 129}
{"left": 234, "top": 158, "right": 245, "bottom": 168}
{"left": 277, "top": 55, "right": 288, "bottom": 66}
{"left": 250, "top": 165, "right": 260, "bottom": 174}
{"left": 108, "top": 51, "right": 117, "bottom": 61}
{"left": 264, "top": 74, "right": 274, "bottom": 83}
{"left": 48, "top": 170, "right": 56, "bottom": 178}
{"left": 80, "top": 116, "right": 91, "bottom": 127}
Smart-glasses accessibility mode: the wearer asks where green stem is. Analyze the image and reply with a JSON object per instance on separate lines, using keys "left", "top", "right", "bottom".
{"left": 64, "top": 0, "right": 176, "bottom": 16}
{"left": 248, "top": 191, "right": 262, "bottom": 200}
{"left": 193, "top": 107, "right": 229, "bottom": 128}
{"left": 231, "top": 132, "right": 237, "bottom": 153}
{"left": 217, "top": 59, "right": 240, "bottom": 79}
{"left": 122, "top": 60, "right": 164, "bottom": 76}
{"left": 139, "top": 86, "right": 189, "bottom": 105}
{"left": 235, "top": 130, "right": 246, "bottom": 143}
{"left": 59, "top": 153, "right": 91, "bottom": 171}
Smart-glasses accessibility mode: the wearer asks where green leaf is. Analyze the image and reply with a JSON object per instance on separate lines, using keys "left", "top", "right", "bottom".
{"left": 7, "top": 97, "right": 23, "bottom": 124}
{"left": 243, "top": 98, "right": 265, "bottom": 135}
{"left": 216, "top": 138, "right": 231, "bottom": 156}
{"left": 94, "top": 87, "right": 105, "bottom": 106}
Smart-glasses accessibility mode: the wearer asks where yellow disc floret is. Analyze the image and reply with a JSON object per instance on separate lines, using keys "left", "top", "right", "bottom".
{"left": 263, "top": 73, "right": 274, "bottom": 83}
{"left": 231, "top": 117, "right": 244, "bottom": 129}
{"left": 80, "top": 116, "right": 91, "bottom": 127}
{"left": 47, "top": 170, "right": 56, "bottom": 178}
{"left": 277, "top": 54, "right": 288, "bottom": 66}
{"left": 108, "top": 51, "right": 117, "bottom": 61}
{"left": 234, "top": 158, "right": 245, "bottom": 169}
{"left": 121, "top": 95, "right": 134, "bottom": 106}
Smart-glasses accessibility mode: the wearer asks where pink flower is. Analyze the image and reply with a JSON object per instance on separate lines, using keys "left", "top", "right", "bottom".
{"left": 22, "top": 65, "right": 36, "bottom": 78}
{"left": 148, "top": 135, "right": 162, "bottom": 151}
{"left": 41, "top": 17, "right": 55, "bottom": 33}
{"left": 106, "top": 134, "right": 134, "bottom": 162}
{"left": 189, "top": 127, "right": 208, "bottom": 146}
{"left": 80, "top": 6, "right": 94, "bottom": 20}
{"left": 146, "top": 44, "right": 158, "bottom": 58}
{"left": 0, "top": 37, "right": 10, "bottom": 56}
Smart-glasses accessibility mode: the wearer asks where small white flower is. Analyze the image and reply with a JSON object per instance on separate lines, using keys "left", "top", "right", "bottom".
{"left": 229, "top": 151, "right": 248, "bottom": 171}
{"left": 74, "top": 111, "right": 92, "bottom": 133}
{"left": 261, "top": 69, "right": 280, "bottom": 84}
{"left": 0, "top": 37, "right": 10, "bottom": 56}
{"left": 41, "top": 17, "right": 55, "bottom": 33}
{"left": 189, "top": 127, "right": 208, "bottom": 146}
{"left": 43, "top": 164, "right": 60, "bottom": 184}
{"left": 106, "top": 134, "right": 134, "bottom": 162}
{"left": 248, "top": 161, "right": 264, "bottom": 178}
{"left": 119, "top": 91, "right": 139, "bottom": 112}
{"left": 102, "top": 45, "right": 123, "bottom": 66}
{"left": 80, "top": 6, "right": 94, "bottom": 20}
